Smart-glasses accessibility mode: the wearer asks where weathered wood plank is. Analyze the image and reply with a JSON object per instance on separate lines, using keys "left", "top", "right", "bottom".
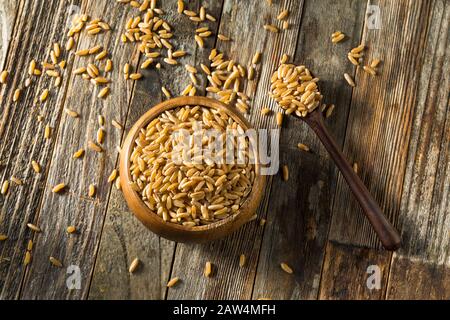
{"left": 328, "top": 0, "right": 435, "bottom": 248}
{"left": 167, "top": 0, "right": 306, "bottom": 300}
{"left": 387, "top": 256, "right": 450, "bottom": 299}
{"left": 386, "top": 0, "right": 450, "bottom": 299}
{"left": 319, "top": 241, "right": 390, "bottom": 300}
{"left": 252, "top": 0, "right": 368, "bottom": 300}
{"left": 88, "top": 0, "right": 224, "bottom": 300}
{"left": 19, "top": 0, "right": 138, "bottom": 299}
{"left": 0, "top": 0, "right": 20, "bottom": 68}
{"left": 322, "top": 0, "right": 449, "bottom": 300}
{"left": 0, "top": 0, "right": 86, "bottom": 300}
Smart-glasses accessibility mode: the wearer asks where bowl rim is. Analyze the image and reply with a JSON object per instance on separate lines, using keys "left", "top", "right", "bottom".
{"left": 119, "top": 96, "right": 266, "bottom": 238}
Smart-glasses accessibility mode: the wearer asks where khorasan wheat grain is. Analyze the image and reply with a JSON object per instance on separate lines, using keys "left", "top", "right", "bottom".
{"left": 129, "top": 105, "right": 255, "bottom": 226}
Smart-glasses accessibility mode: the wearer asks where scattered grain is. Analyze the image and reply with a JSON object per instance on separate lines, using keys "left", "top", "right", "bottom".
{"left": 31, "top": 160, "right": 41, "bottom": 173}
{"left": 177, "top": 0, "right": 184, "bottom": 14}
{"left": 44, "top": 125, "right": 52, "bottom": 139}
{"left": 89, "top": 45, "right": 102, "bottom": 54}
{"left": 53, "top": 43, "right": 61, "bottom": 57}
{"left": 24, "top": 251, "right": 31, "bottom": 266}
{"left": 72, "top": 148, "right": 85, "bottom": 159}
{"left": 351, "top": 44, "right": 365, "bottom": 54}
{"left": 88, "top": 184, "right": 96, "bottom": 197}
{"left": 129, "top": 73, "right": 143, "bottom": 80}
{"left": 276, "top": 112, "right": 283, "bottom": 127}
{"left": 370, "top": 58, "right": 381, "bottom": 68}
{"left": 162, "top": 86, "right": 171, "bottom": 98}
{"left": 167, "top": 277, "right": 180, "bottom": 287}
{"left": 252, "top": 52, "right": 261, "bottom": 65}
{"left": 97, "top": 128, "right": 105, "bottom": 144}
{"left": 239, "top": 254, "right": 246, "bottom": 267}
{"left": 27, "top": 239, "right": 33, "bottom": 251}
{"left": 248, "top": 66, "right": 255, "bottom": 80}
{"left": 206, "top": 14, "right": 216, "bottom": 22}
{"left": 98, "top": 87, "right": 110, "bottom": 98}
{"left": 344, "top": 73, "right": 355, "bottom": 87}
{"left": 204, "top": 261, "right": 212, "bottom": 277}
{"left": 325, "top": 104, "right": 335, "bottom": 118}
{"left": 10, "top": 176, "right": 23, "bottom": 185}
{"left": 74, "top": 67, "right": 87, "bottom": 75}
{"left": 347, "top": 54, "right": 359, "bottom": 66}
{"left": 67, "top": 226, "right": 76, "bottom": 234}
{"left": 95, "top": 50, "right": 107, "bottom": 60}
{"left": 129, "top": 258, "right": 140, "bottom": 273}
{"left": 331, "top": 31, "right": 345, "bottom": 43}
{"left": 52, "top": 183, "right": 66, "bottom": 193}
{"left": 108, "top": 169, "right": 118, "bottom": 183}
{"left": 141, "top": 58, "right": 153, "bottom": 69}
{"left": 39, "top": 89, "right": 49, "bottom": 102}
{"left": 27, "top": 223, "right": 41, "bottom": 233}
{"left": 194, "top": 35, "right": 204, "bottom": 48}
{"left": 0, "top": 70, "right": 8, "bottom": 83}
{"left": 277, "top": 9, "right": 289, "bottom": 20}
{"left": 218, "top": 34, "right": 230, "bottom": 41}
{"left": 28, "top": 60, "right": 36, "bottom": 75}
{"left": 282, "top": 165, "right": 289, "bottom": 181}
{"left": 54, "top": 76, "right": 62, "bottom": 87}
{"left": 261, "top": 108, "right": 271, "bottom": 115}
{"left": 49, "top": 256, "right": 63, "bottom": 268}
{"left": 263, "top": 24, "right": 279, "bottom": 33}
{"left": 98, "top": 115, "right": 105, "bottom": 126}
{"left": 65, "top": 109, "right": 79, "bottom": 118}
{"left": 13, "top": 89, "right": 21, "bottom": 102}
{"left": 88, "top": 140, "right": 103, "bottom": 152}
{"left": 1, "top": 180, "right": 9, "bottom": 195}
{"left": 111, "top": 119, "right": 123, "bottom": 130}
{"left": 353, "top": 162, "right": 358, "bottom": 173}
{"left": 363, "top": 65, "right": 376, "bottom": 76}
{"left": 280, "top": 53, "right": 289, "bottom": 64}
{"left": 66, "top": 37, "right": 75, "bottom": 51}
{"left": 280, "top": 262, "right": 293, "bottom": 274}
{"left": 76, "top": 49, "right": 90, "bottom": 56}
{"left": 297, "top": 143, "right": 310, "bottom": 152}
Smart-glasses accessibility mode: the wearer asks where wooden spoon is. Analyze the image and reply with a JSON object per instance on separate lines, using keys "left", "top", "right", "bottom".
{"left": 301, "top": 108, "right": 401, "bottom": 250}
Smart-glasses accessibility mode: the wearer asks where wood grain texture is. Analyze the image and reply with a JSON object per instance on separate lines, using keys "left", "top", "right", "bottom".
{"left": 19, "top": 0, "right": 137, "bottom": 299}
{"left": 252, "top": 0, "right": 368, "bottom": 300}
{"left": 387, "top": 255, "right": 450, "bottom": 299}
{"left": 0, "top": 0, "right": 19, "bottom": 68}
{"left": 89, "top": 0, "right": 224, "bottom": 299}
{"left": 386, "top": 0, "right": 450, "bottom": 299}
{"left": 0, "top": 0, "right": 447, "bottom": 300}
{"left": 167, "top": 0, "right": 306, "bottom": 300}
{"left": 329, "top": 0, "right": 438, "bottom": 248}
{"left": 0, "top": 0, "right": 86, "bottom": 300}
{"left": 319, "top": 241, "right": 390, "bottom": 300}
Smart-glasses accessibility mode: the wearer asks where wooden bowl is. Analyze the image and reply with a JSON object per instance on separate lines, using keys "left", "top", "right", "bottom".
{"left": 119, "top": 96, "right": 266, "bottom": 243}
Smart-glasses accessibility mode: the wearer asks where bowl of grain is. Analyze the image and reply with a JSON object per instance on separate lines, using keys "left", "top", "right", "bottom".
{"left": 119, "top": 96, "right": 265, "bottom": 242}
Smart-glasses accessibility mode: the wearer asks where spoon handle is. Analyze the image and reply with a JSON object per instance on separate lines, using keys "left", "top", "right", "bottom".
{"left": 304, "top": 112, "right": 401, "bottom": 250}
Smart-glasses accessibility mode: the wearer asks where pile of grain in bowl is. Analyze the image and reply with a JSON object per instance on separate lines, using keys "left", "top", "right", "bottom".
{"left": 269, "top": 64, "right": 323, "bottom": 117}
{"left": 129, "top": 105, "right": 256, "bottom": 226}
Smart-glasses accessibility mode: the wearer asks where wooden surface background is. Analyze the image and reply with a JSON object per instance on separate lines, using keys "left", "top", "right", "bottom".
{"left": 0, "top": 0, "right": 449, "bottom": 300}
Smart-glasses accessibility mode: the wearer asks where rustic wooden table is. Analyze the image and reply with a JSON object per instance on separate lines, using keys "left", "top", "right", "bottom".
{"left": 0, "top": 0, "right": 448, "bottom": 300}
